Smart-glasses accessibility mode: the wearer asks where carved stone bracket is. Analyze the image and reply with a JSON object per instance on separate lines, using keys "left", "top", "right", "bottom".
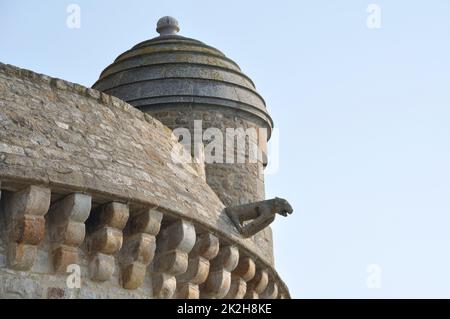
{"left": 175, "top": 232, "right": 220, "bottom": 299}
{"left": 200, "top": 244, "right": 239, "bottom": 299}
{"left": 47, "top": 193, "right": 92, "bottom": 273}
{"left": 1, "top": 185, "right": 51, "bottom": 270}
{"left": 0, "top": 182, "right": 290, "bottom": 299}
{"left": 244, "top": 268, "right": 269, "bottom": 299}
{"left": 225, "top": 256, "right": 256, "bottom": 299}
{"left": 261, "top": 280, "right": 278, "bottom": 299}
{"left": 86, "top": 202, "right": 129, "bottom": 281}
{"left": 151, "top": 219, "right": 196, "bottom": 298}
{"left": 120, "top": 208, "right": 163, "bottom": 289}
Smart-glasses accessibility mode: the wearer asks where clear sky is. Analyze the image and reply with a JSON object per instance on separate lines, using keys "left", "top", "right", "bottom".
{"left": 1, "top": 0, "right": 450, "bottom": 298}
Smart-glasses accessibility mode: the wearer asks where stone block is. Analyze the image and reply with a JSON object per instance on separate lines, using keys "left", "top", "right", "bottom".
{"left": 3, "top": 185, "right": 51, "bottom": 270}
{"left": 121, "top": 262, "right": 147, "bottom": 290}
{"left": 52, "top": 246, "right": 78, "bottom": 273}
{"left": 200, "top": 244, "right": 239, "bottom": 299}
{"left": 47, "top": 193, "right": 92, "bottom": 274}
{"left": 119, "top": 208, "right": 162, "bottom": 290}
{"left": 86, "top": 202, "right": 129, "bottom": 282}
{"left": 8, "top": 243, "right": 37, "bottom": 270}
{"left": 152, "top": 273, "right": 176, "bottom": 299}
{"left": 89, "top": 253, "right": 115, "bottom": 282}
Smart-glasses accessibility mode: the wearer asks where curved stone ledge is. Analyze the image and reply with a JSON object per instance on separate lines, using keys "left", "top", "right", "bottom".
{"left": 96, "top": 53, "right": 241, "bottom": 82}
{"left": 0, "top": 182, "right": 288, "bottom": 298}
{"left": 95, "top": 63, "right": 257, "bottom": 92}
{"left": 0, "top": 62, "right": 289, "bottom": 298}
{"left": 92, "top": 33, "right": 273, "bottom": 135}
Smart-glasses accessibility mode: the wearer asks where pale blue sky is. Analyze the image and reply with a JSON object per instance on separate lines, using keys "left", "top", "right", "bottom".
{"left": 1, "top": 0, "right": 450, "bottom": 298}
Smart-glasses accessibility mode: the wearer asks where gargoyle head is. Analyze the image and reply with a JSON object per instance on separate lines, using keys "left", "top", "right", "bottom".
{"left": 274, "top": 197, "right": 293, "bottom": 217}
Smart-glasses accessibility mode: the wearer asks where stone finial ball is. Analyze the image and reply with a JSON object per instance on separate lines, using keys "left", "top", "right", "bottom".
{"left": 156, "top": 16, "right": 180, "bottom": 36}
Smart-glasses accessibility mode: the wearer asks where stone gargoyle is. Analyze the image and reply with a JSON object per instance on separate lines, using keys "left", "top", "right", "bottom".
{"left": 225, "top": 197, "right": 293, "bottom": 238}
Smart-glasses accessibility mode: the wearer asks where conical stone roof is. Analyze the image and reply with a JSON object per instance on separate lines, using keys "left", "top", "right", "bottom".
{"left": 93, "top": 16, "right": 272, "bottom": 129}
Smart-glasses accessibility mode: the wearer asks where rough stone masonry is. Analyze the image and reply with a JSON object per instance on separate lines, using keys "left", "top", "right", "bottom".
{"left": 0, "top": 16, "right": 292, "bottom": 299}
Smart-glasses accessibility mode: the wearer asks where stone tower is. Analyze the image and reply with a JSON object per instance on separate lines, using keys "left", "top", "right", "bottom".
{"left": 0, "top": 16, "right": 291, "bottom": 299}
{"left": 93, "top": 16, "right": 273, "bottom": 207}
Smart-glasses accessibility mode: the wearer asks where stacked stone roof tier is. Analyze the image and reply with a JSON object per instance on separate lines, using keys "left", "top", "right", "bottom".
{"left": 92, "top": 18, "right": 273, "bottom": 134}
{"left": 0, "top": 62, "right": 288, "bottom": 298}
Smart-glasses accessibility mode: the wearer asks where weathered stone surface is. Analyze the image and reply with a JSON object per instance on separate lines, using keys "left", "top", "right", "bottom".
{"left": 176, "top": 282, "right": 199, "bottom": 299}
{"left": 226, "top": 197, "right": 293, "bottom": 238}
{"left": 149, "top": 107, "right": 268, "bottom": 208}
{"left": 92, "top": 28, "right": 271, "bottom": 124}
{"left": 87, "top": 17, "right": 275, "bottom": 259}
{"left": 0, "top": 271, "right": 45, "bottom": 298}
{"left": 122, "top": 233, "right": 155, "bottom": 265}
{"left": 126, "top": 208, "right": 162, "bottom": 235}
{"left": 0, "top": 62, "right": 290, "bottom": 298}
{"left": 11, "top": 215, "right": 45, "bottom": 244}
{"left": 3, "top": 186, "right": 51, "bottom": 218}
{"left": 52, "top": 246, "right": 78, "bottom": 273}
{"left": 152, "top": 273, "right": 176, "bottom": 299}
{"left": 120, "top": 208, "right": 162, "bottom": 289}
{"left": 244, "top": 268, "right": 269, "bottom": 299}
{"left": 152, "top": 219, "right": 195, "bottom": 298}
{"left": 121, "top": 262, "right": 147, "bottom": 290}
{"left": 225, "top": 276, "right": 247, "bottom": 299}
{"left": 200, "top": 244, "right": 239, "bottom": 299}
{"left": 7, "top": 243, "right": 37, "bottom": 271}
{"left": 88, "top": 253, "right": 115, "bottom": 282}
{"left": 148, "top": 107, "right": 275, "bottom": 263}
{"left": 86, "top": 202, "right": 129, "bottom": 281}
{"left": 234, "top": 256, "right": 256, "bottom": 282}
{"left": 1, "top": 185, "right": 50, "bottom": 270}
{"left": 89, "top": 227, "right": 123, "bottom": 254}
{"left": 0, "top": 62, "right": 276, "bottom": 268}
{"left": 47, "top": 193, "right": 91, "bottom": 272}
{"left": 176, "top": 232, "right": 219, "bottom": 299}
{"left": 261, "top": 280, "right": 278, "bottom": 299}
{"left": 47, "top": 287, "right": 69, "bottom": 299}
{"left": 224, "top": 256, "right": 256, "bottom": 299}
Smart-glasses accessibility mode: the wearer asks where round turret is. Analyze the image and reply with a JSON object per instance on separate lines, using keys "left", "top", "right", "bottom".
{"left": 93, "top": 17, "right": 273, "bottom": 207}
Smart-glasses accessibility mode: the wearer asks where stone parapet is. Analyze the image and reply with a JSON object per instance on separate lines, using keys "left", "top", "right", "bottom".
{"left": 0, "top": 62, "right": 289, "bottom": 298}
{"left": 0, "top": 181, "right": 289, "bottom": 298}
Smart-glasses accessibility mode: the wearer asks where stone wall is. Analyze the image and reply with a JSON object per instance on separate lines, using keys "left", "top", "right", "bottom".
{"left": 148, "top": 105, "right": 274, "bottom": 269}
{"left": 0, "top": 62, "right": 286, "bottom": 298}
{"left": 146, "top": 105, "right": 268, "bottom": 207}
